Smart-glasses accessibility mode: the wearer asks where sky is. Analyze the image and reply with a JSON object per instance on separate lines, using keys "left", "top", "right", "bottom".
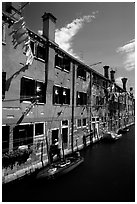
{"left": 20, "top": 1, "right": 135, "bottom": 94}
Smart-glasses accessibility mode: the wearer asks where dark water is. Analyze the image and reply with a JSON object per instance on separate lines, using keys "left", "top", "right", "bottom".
{"left": 2, "top": 125, "right": 135, "bottom": 202}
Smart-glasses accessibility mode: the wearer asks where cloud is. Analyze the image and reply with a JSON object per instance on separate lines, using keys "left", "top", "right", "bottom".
{"left": 115, "top": 77, "right": 123, "bottom": 87}
{"left": 117, "top": 39, "right": 135, "bottom": 71}
{"left": 55, "top": 12, "right": 98, "bottom": 59}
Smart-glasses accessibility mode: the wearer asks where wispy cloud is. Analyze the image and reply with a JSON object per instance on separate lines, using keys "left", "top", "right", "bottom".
{"left": 117, "top": 39, "right": 135, "bottom": 71}
{"left": 55, "top": 11, "right": 98, "bottom": 59}
{"left": 115, "top": 77, "right": 123, "bottom": 87}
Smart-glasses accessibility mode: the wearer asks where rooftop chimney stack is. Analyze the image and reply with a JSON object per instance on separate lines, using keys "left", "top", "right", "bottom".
{"left": 110, "top": 70, "right": 115, "bottom": 82}
{"left": 130, "top": 87, "right": 133, "bottom": 92}
{"left": 103, "top": 66, "right": 109, "bottom": 79}
{"left": 121, "top": 78, "right": 127, "bottom": 91}
{"left": 42, "top": 12, "right": 57, "bottom": 41}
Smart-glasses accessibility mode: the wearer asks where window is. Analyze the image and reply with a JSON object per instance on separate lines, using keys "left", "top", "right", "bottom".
{"left": 53, "top": 85, "right": 61, "bottom": 104}
{"left": 20, "top": 77, "right": 35, "bottom": 102}
{"left": 96, "top": 118, "right": 99, "bottom": 122}
{"left": 20, "top": 77, "right": 46, "bottom": 103}
{"left": 55, "top": 54, "right": 70, "bottom": 72}
{"left": 2, "top": 23, "right": 6, "bottom": 44}
{"left": 77, "top": 91, "right": 87, "bottom": 106}
{"left": 2, "top": 125, "right": 10, "bottom": 153}
{"left": 2, "top": 72, "right": 6, "bottom": 100}
{"left": 62, "top": 120, "right": 68, "bottom": 126}
{"left": 36, "top": 81, "right": 46, "bottom": 103}
{"left": 83, "top": 118, "right": 87, "bottom": 126}
{"left": 37, "top": 43, "right": 46, "bottom": 60}
{"left": 77, "top": 119, "right": 81, "bottom": 127}
{"left": 92, "top": 117, "right": 95, "bottom": 122}
{"left": 35, "top": 123, "right": 44, "bottom": 136}
{"left": 30, "top": 40, "right": 35, "bottom": 55}
{"left": 13, "top": 124, "right": 33, "bottom": 149}
{"left": 63, "top": 57, "right": 70, "bottom": 72}
{"left": 62, "top": 87, "right": 70, "bottom": 105}
{"left": 77, "top": 66, "right": 86, "bottom": 81}
{"left": 55, "top": 54, "right": 63, "bottom": 69}
{"left": 53, "top": 85, "right": 70, "bottom": 105}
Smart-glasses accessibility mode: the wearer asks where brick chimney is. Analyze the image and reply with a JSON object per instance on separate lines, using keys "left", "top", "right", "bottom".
{"left": 103, "top": 66, "right": 109, "bottom": 79}
{"left": 42, "top": 12, "right": 57, "bottom": 42}
{"left": 121, "top": 78, "right": 127, "bottom": 91}
{"left": 110, "top": 70, "right": 115, "bottom": 82}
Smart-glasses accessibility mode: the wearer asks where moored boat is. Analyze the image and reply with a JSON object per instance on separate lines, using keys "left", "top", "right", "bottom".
{"left": 102, "top": 131, "right": 122, "bottom": 142}
{"left": 36, "top": 152, "right": 84, "bottom": 179}
{"left": 117, "top": 127, "right": 129, "bottom": 134}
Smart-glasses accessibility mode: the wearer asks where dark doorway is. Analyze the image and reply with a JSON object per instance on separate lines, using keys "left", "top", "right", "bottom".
{"left": 2, "top": 125, "right": 10, "bottom": 153}
{"left": 52, "top": 129, "right": 59, "bottom": 144}
{"left": 62, "top": 127, "right": 68, "bottom": 149}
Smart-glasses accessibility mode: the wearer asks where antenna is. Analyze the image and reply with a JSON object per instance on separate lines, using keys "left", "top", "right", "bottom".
{"left": 89, "top": 61, "right": 102, "bottom": 67}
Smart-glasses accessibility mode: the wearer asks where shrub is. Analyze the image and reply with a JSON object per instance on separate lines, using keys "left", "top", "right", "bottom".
{"left": 2, "top": 148, "right": 33, "bottom": 169}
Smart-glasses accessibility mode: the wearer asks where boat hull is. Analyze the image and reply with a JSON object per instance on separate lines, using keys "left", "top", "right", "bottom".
{"left": 102, "top": 132, "right": 122, "bottom": 142}
{"left": 36, "top": 156, "right": 84, "bottom": 180}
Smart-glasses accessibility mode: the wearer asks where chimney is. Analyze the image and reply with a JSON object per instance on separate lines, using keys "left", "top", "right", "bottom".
{"left": 110, "top": 70, "right": 115, "bottom": 82}
{"left": 103, "top": 66, "right": 109, "bottom": 79}
{"left": 42, "top": 12, "right": 57, "bottom": 42}
{"left": 121, "top": 78, "right": 127, "bottom": 91}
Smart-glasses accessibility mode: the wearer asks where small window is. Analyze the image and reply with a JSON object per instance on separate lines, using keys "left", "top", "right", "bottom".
{"left": 2, "top": 72, "right": 6, "bottom": 100}
{"left": 13, "top": 124, "right": 33, "bottom": 149}
{"left": 77, "top": 119, "right": 81, "bottom": 127}
{"left": 35, "top": 123, "right": 44, "bottom": 136}
{"left": 62, "top": 87, "right": 70, "bottom": 105}
{"left": 37, "top": 44, "right": 46, "bottom": 60}
{"left": 55, "top": 54, "right": 70, "bottom": 72}
{"left": 36, "top": 81, "right": 46, "bottom": 103}
{"left": 92, "top": 117, "right": 95, "bottom": 122}
{"left": 63, "top": 57, "right": 70, "bottom": 72}
{"left": 77, "top": 91, "right": 87, "bottom": 106}
{"left": 62, "top": 120, "right": 68, "bottom": 126}
{"left": 20, "top": 77, "right": 35, "bottom": 102}
{"left": 83, "top": 118, "right": 87, "bottom": 126}
{"left": 77, "top": 66, "right": 86, "bottom": 81}
{"left": 53, "top": 85, "right": 62, "bottom": 104}
{"left": 20, "top": 77, "right": 46, "bottom": 103}
{"left": 55, "top": 54, "right": 63, "bottom": 69}
{"left": 53, "top": 85, "right": 70, "bottom": 105}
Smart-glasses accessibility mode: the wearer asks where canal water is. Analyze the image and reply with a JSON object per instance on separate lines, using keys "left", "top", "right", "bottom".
{"left": 2, "top": 125, "right": 135, "bottom": 202}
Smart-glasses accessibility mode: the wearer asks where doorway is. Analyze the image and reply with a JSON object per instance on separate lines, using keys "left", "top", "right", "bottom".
{"left": 62, "top": 127, "right": 68, "bottom": 149}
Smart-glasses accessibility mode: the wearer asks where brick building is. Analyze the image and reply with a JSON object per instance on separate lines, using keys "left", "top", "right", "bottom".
{"left": 2, "top": 3, "right": 135, "bottom": 179}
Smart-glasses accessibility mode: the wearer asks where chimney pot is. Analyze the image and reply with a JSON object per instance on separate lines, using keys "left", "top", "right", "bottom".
{"left": 121, "top": 77, "right": 127, "bottom": 91}
{"left": 110, "top": 70, "right": 115, "bottom": 82}
{"left": 103, "top": 66, "right": 109, "bottom": 79}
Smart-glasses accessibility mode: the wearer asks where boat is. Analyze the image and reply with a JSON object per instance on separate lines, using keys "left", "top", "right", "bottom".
{"left": 36, "top": 152, "right": 84, "bottom": 179}
{"left": 117, "top": 127, "right": 129, "bottom": 134}
{"left": 102, "top": 131, "right": 122, "bottom": 142}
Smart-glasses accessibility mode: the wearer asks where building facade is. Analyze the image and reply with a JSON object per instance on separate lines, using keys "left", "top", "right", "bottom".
{"left": 2, "top": 3, "right": 135, "bottom": 179}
